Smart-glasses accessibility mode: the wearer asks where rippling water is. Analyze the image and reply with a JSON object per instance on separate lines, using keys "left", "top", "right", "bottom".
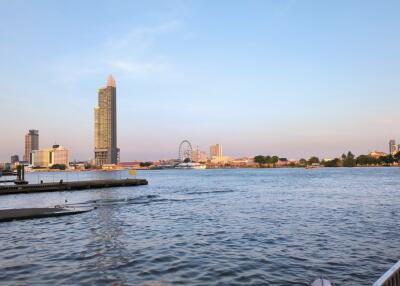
{"left": 1, "top": 168, "right": 400, "bottom": 285}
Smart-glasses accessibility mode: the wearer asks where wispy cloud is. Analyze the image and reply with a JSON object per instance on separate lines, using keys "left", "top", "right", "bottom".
{"left": 51, "top": 20, "right": 182, "bottom": 82}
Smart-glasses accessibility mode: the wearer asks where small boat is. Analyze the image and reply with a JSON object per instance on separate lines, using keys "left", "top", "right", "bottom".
{"left": 175, "top": 162, "right": 206, "bottom": 170}
{"left": 306, "top": 163, "right": 321, "bottom": 169}
{"left": 311, "top": 277, "right": 334, "bottom": 286}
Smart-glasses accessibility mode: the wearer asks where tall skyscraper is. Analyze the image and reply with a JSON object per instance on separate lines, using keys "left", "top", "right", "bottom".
{"left": 94, "top": 75, "right": 120, "bottom": 166}
{"left": 210, "top": 144, "right": 222, "bottom": 158}
{"left": 389, "top": 139, "right": 397, "bottom": 155}
{"left": 24, "top": 129, "right": 39, "bottom": 162}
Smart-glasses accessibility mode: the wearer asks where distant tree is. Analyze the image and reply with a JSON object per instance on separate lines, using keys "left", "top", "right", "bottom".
{"left": 50, "top": 164, "right": 66, "bottom": 170}
{"left": 379, "top": 155, "right": 394, "bottom": 166}
{"left": 183, "top": 158, "right": 191, "bottom": 163}
{"left": 299, "top": 158, "right": 307, "bottom": 166}
{"left": 308, "top": 156, "right": 320, "bottom": 165}
{"left": 139, "top": 162, "right": 152, "bottom": 167}
{"left": 271, "top": 156, "right": 279, "bottom": 164}
{"left": 323, "top": 158, "right": 340, "bottom": 167}
{"left": 343, "top": 151, "right": 356, "bottom": 167}
{"left": 254, "top": 155, "right": 265, "bottom": 167}
{"left": 394, "top": 151, "right": 400, "bottom": 162}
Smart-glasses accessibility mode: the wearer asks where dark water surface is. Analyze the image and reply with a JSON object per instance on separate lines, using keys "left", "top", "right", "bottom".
{"left": 1, "top": 168, "right": 399, "bottom": 285}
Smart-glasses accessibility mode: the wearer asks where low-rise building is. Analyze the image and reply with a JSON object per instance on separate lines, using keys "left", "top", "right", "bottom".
{"left": 369, "top": 151, "right": 387, "bottom": 159}
{"left": 192, "top": 148, "right": 208, "bottom": 163}
{"left": 31, "top": 145, "right": 69, "bottom": 168}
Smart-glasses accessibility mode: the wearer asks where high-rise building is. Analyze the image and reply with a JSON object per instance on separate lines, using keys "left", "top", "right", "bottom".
{"left": 94, "top": 75, "right": 120, "bottom": 166}
{"left": 24, "top": 129, "right": 39, "bottom": 162}
{"left": 389, "top": 139, "right": 397, "bottom": 155}
{"left": 31, "top": 145, "right": 69, "bottom": 168}
{"left": 210, "top": 144, "right": 222, "bottom": 159}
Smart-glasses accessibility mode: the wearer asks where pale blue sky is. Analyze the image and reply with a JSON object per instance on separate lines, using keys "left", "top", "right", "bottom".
{"left": 1, "top": 0, "right": 400, "bottom": 161}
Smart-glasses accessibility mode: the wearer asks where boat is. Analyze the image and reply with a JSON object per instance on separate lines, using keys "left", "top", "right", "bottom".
{"left": 175, "top": 162, "right": 206, "bottom": 170}
{"left": 311, "top": 278, "right": 334, "bottom": 286}
{"left": 306, "top": 163, "right": 321, "bottom": 169}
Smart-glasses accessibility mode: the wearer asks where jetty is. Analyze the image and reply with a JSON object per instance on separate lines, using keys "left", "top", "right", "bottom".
{"left": 0, "top": 178, "right": 148, "bottom": 196}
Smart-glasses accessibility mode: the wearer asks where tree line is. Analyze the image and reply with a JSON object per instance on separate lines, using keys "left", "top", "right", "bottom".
{"left": 254, "top": 151, "right": 400, "bottom": 168}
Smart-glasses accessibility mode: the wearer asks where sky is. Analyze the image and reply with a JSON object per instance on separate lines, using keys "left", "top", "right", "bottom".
{"left": 0, "top": 0, "right": 400, "bottom": 161}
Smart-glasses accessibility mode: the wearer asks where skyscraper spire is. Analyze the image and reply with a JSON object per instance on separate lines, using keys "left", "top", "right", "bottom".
{"left": 106, "top": 74, "right": 116, "bottom": 87}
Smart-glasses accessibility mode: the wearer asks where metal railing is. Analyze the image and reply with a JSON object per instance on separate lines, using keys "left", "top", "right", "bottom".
{"left": 374, "top": 261, "right": 400, "bottom": 286}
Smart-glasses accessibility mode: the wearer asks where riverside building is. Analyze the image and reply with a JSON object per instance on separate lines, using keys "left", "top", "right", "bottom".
{"left": 191, "top": 148, "right": 208, "bottom": 163}
{"left": 389, "top": 139, "right": 397, "bottom": 155}
{"left": 31, "top": 145, "right": 69, "bottom": 168}
{"left": 24, "top": 129, "right": 39, "bottom": 162}
{"left": 210, "top": 144, "right": 222, "bottom": 159}
{"left": 94, "top": 75, "right": 120, "bottom": 166}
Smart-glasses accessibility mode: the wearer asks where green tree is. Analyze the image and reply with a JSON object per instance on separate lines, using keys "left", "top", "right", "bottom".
{"left": 394, "top": 151, "right": 400, "bottom": 162}
{"left": 50, "top": 164, "right": 66, "bottom": 170}
{"left": 308, "top": 156, "right": 320, "bottom": 165}
{"left": 140, "top": 162, "right": 152, "bottom": 167}
{"left": 343, "top": 151, "right": 356, "bottom": 167}
{"left": 254, "top": 155, "right": 266, "bottom": 167}
{"left": 379, "top": 155, "right": 394, "bottom": 166}
{"left": 271, "top": 156, "right": 279, "bottom": 164}
{"left": 323, "top": 158, "right": 340, "bottom": 167}
{"left": 299, "top": 158, "right": 307, "bottom": 166}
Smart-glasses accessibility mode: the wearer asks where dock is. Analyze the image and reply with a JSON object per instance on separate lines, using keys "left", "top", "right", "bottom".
{"left": 0, "top": 178, "right": 148, "bottom": 196}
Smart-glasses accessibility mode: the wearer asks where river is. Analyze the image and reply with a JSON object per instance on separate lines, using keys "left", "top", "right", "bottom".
{"left": 0, "top": 168, "right": 399, "bottom": 285}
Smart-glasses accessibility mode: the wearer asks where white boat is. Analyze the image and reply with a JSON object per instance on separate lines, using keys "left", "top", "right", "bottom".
{"left": 311, "top": 278, "right": 333, "bottom": 286}
{"left": 175, "top": 162, "right": 206, "bottom": 170}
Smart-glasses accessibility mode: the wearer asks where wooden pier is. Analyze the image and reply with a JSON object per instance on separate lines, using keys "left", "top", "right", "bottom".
{"left": 0, "top": 178, "right": 148, "bottom": 196}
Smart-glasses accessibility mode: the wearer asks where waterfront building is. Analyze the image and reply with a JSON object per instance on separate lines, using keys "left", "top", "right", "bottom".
{"left": 389, "top": 139, "right": 397, "bottom": 155}
{"left": 31, "top": 145, "right": 69, "bottom": 168}
{"left": 94, "top": 75, "right": 120, "bottom": 166}
{"left": 210, "top": 144, "right": 222, "bottom": 159}
{"left": 369, "top": 151, "right": 387, "bottom": 159}
{"left": 24, "top": 129, "right": 39, "bottom": 162}
{"left": 210, "top": 156, "right": 233, "bottom": 164}
{"left": 191, "top": 148, "right": 208, "bottom": 163}
{"left": 0, "top": 162, "right": 11, "bottom": 171}
{"left": 10, "top": 155, "right": 19, "bottom": 164}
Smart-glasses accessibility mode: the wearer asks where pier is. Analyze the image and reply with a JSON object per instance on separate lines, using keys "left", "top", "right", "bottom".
{"left": 0, "top": 178, "right": 148, "bottom": 196}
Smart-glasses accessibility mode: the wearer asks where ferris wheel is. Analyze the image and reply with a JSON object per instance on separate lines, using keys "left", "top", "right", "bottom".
{"left": 178, "top": 140, "right": 193, "bottom": 162}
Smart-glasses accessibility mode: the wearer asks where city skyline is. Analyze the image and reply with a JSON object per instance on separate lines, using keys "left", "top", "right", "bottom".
{"left": 1, "top": 1, "right": 400, "bottom": 161}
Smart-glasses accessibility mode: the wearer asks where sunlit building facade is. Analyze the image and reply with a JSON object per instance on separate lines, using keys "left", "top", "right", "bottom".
{"left": 210, "top": 144, "right": 222, "bottom": 159}
{"left": 24, "top": 129, "right": 39, "bottom": 162}
{"left": 191, "top": 148, "right": 208, "bottom": 162}
{"left": 31, "top": 145, "right": 69, "bottom": 168}
{"left": 94, "top": 75, "right": 120, "bottom": 166}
